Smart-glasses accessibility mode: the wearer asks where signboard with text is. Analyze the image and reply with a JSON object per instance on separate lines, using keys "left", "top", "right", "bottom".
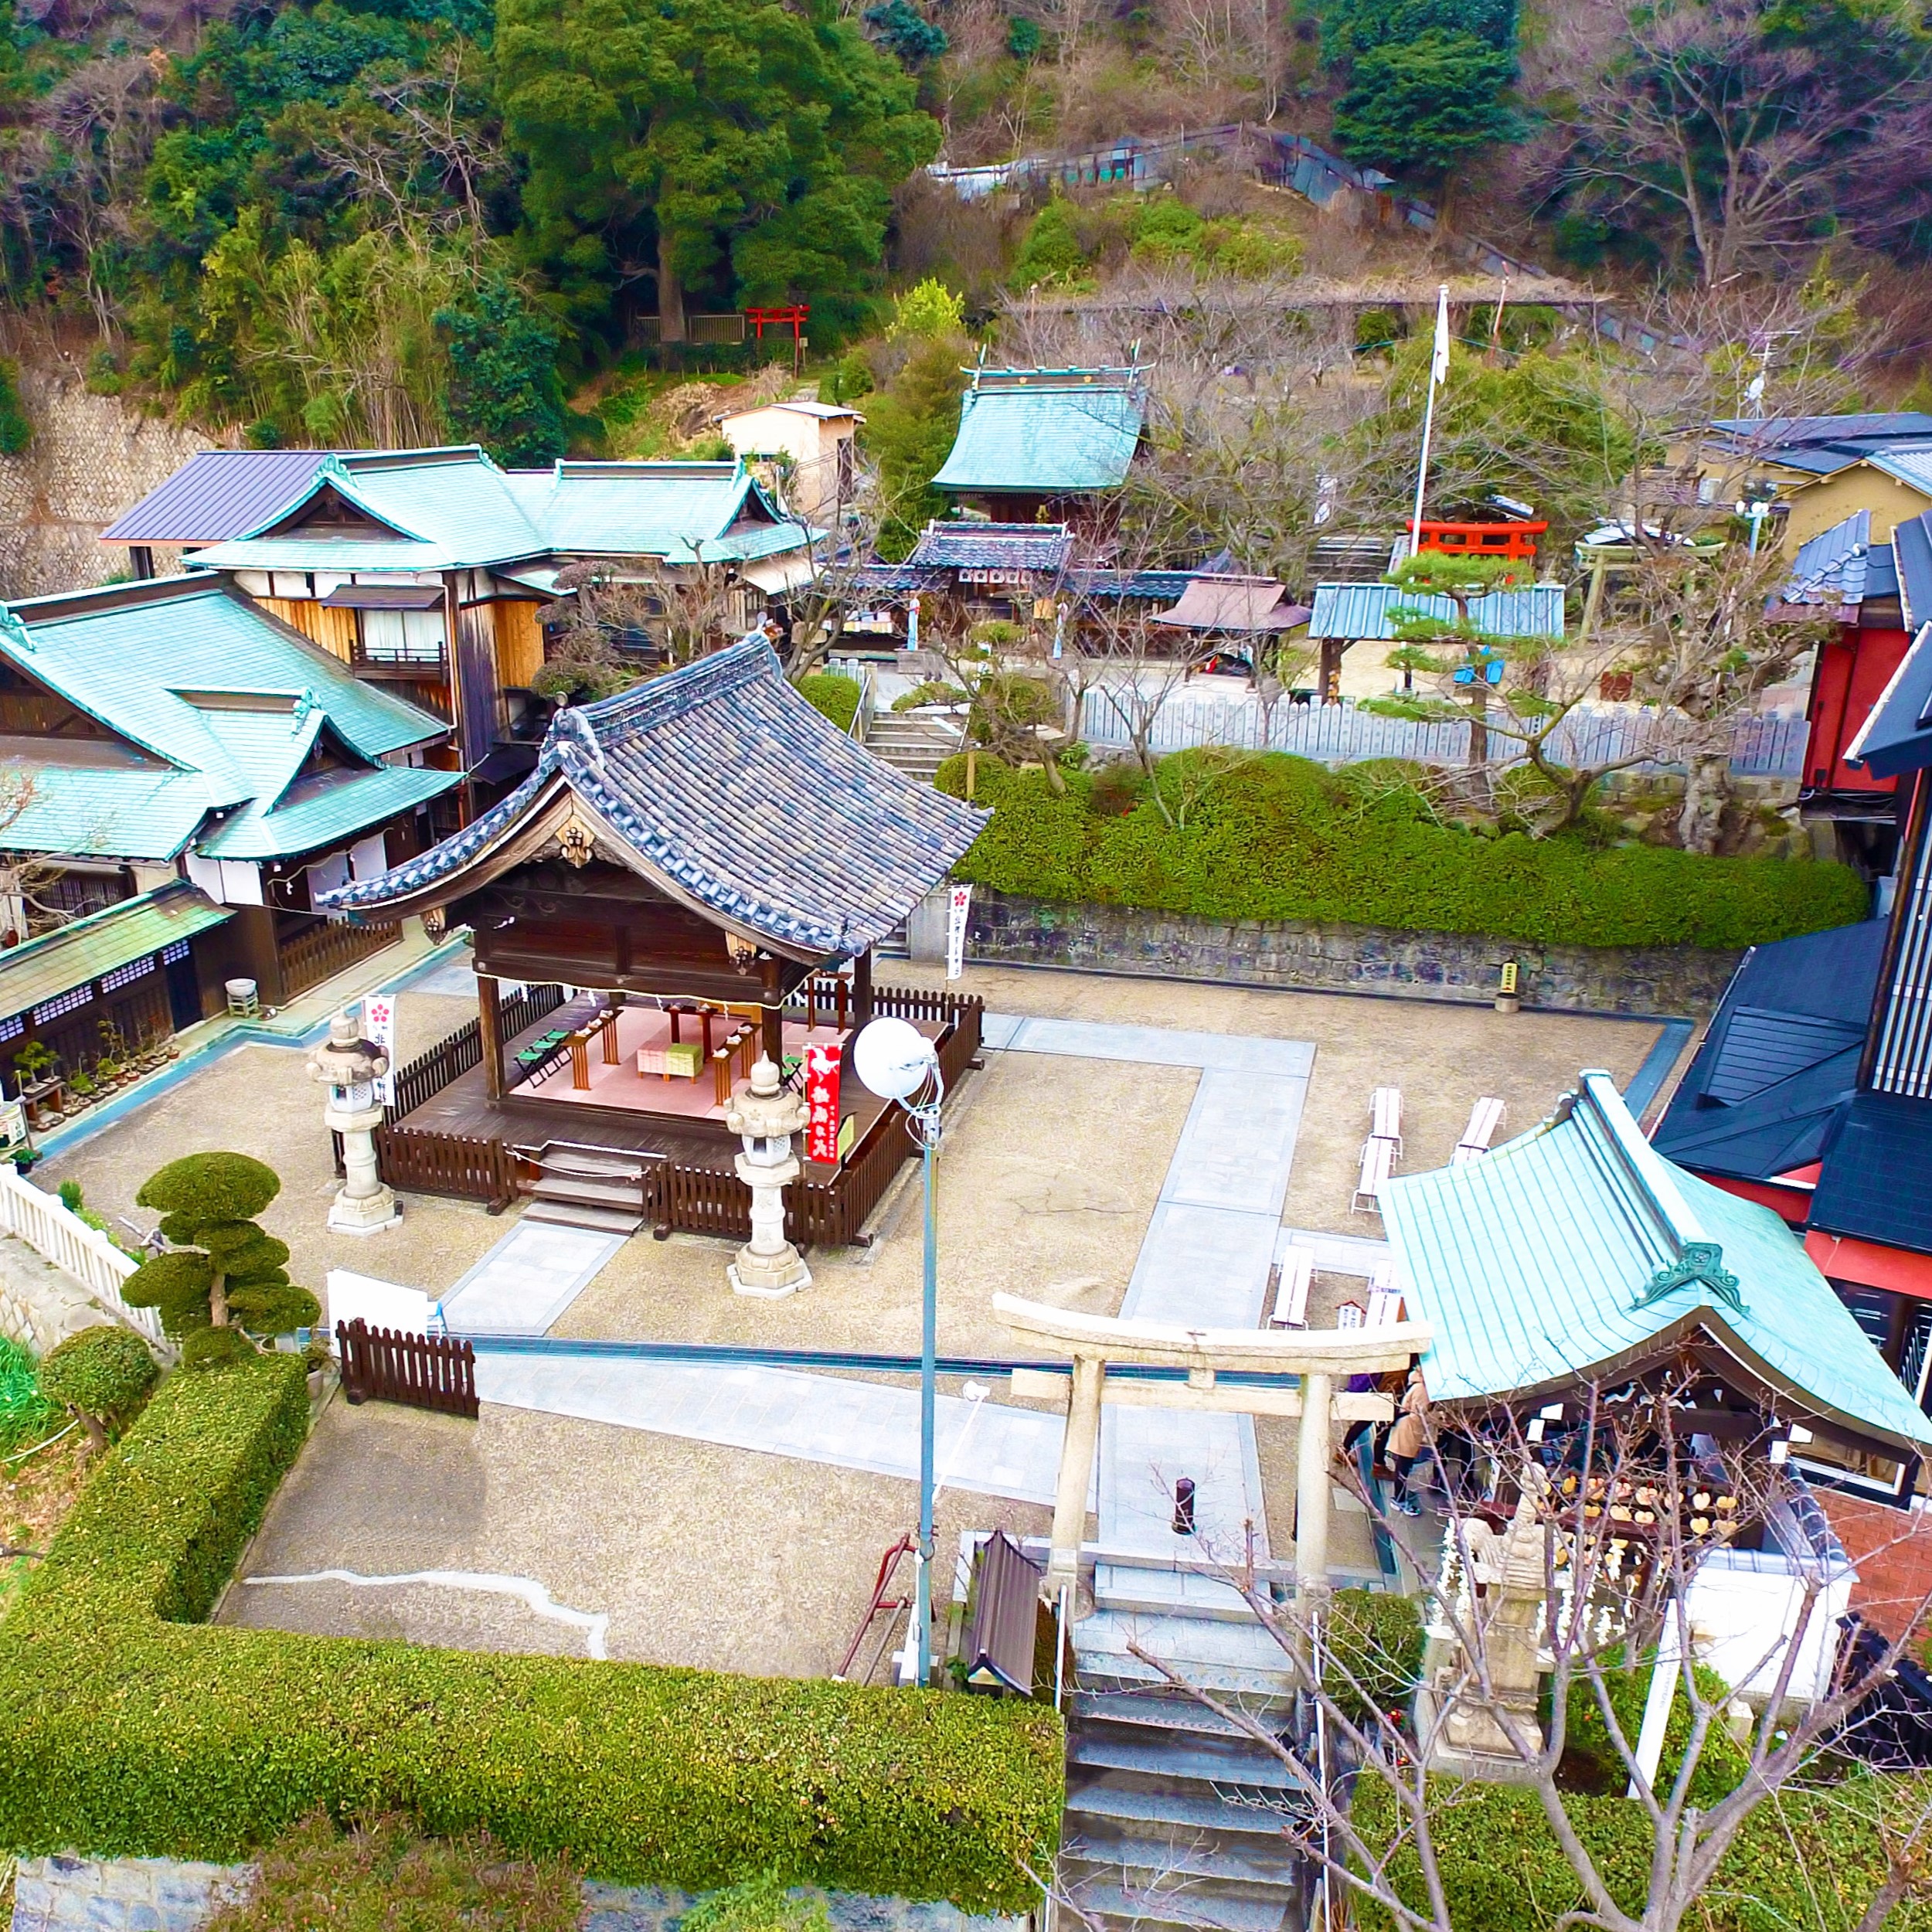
{"left": 946, "top": 883, "right": 972, "bottom": 981}
{"left": 805, "top": 1041, "right": 843, "bottom": 1165}
{"left": 362, "top": 993, "right": 396, "bottom": 1106}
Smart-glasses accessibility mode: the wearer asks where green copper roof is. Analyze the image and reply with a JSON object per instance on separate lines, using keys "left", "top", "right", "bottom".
{"left": 199, "top": 763, "right": 461, "bottom": 860}
{"left": 182, "top": 450, "right": 810, "bottom": 573}
{"left": 0, "top": 579, "right": 450, "bottom": 863}
{"left": 0, "top": 881, "right": 232, "bottom": 1023}
{"left": 934, "top": 369, "right": 1145, "bottom": 494}
{"left": 1380, "top": 1070, "right": 1932, "bottom": 1454}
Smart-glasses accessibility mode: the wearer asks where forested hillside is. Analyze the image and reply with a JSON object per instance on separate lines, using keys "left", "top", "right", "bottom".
{"left": 0, "top": 0, "right": 1928, "bottom": 457}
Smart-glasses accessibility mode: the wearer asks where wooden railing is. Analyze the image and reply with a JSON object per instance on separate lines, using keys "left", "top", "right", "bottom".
{"left": 0, "top": 1167, "right": 165, "bottom": 1349}
{"left": 337, "top": 1318, "right": 478, "bottom": 1417}
{"left": 372, "top": 1125, "right": 519, "bottom": 1211}
{"left": 386, "top": 983, "right": 568, "bottom": 1120}
{"left": 281, "top": 918, "right": 401, "bottom": 998}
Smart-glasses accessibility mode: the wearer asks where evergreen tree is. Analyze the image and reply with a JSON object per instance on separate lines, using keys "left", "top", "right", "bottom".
{"left": 1332, "top": 32, "right": 1520, "bottom": 176}
{"left": 496, "top": 0, "right": 940, "bottom": 340}
{"left": 123, "top": 1154, "right": 318, "bottom": 1371}
{"left": 435, "top": 275, "right": 567, "bottom": 468}
{"left": 863, "top": 335, "right": 968, "bottom": 558}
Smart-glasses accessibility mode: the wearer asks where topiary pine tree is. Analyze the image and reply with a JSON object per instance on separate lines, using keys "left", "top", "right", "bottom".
{"left": 37, "top": 1324, "right": 158, "bottom": 1453}
{"left": 123, "top": 1154, "right": 319, "bottom": 1370}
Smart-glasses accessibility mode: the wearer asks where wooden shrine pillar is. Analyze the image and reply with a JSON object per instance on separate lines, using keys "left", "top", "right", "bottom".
{"left": 853, "top": 947, "right": 875, "bottom": 1031}
{"left": 477, "top": 971, "right": 506, "bottom": 1101}
{"left": 760, "top": 955, "right": 784, "bottom": 1066}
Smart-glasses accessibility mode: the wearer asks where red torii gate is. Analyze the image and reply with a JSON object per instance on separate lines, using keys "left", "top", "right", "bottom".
{"left": 744, "top": 304, "right": 810, "bottom": 373}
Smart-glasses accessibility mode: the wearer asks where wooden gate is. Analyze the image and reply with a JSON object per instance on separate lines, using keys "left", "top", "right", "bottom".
{"left": 336, "top": 1318, "right": 479, "bottom": 1418}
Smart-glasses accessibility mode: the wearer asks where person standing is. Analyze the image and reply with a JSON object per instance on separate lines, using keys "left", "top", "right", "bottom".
{"left": 1387, "top": 1366, "right": 1431, "bottom": 1517}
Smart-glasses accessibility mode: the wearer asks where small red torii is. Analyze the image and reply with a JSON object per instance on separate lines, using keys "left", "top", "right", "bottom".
{"left": 743, "top": 304, "right": 809, "bottom": 342}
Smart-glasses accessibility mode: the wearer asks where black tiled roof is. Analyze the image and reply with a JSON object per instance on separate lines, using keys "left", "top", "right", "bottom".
{"left": 318, "top": 638, "right": 987, "bottom": 957}
{"left": 1811, "top": 1091, "right": 1932, "bottom": 1250}
{"left": 1651, "top": 920, "right": 1886, "bottom": 1182}
{"left": 908, "top": 523, "right": 1073, "bottom": 571}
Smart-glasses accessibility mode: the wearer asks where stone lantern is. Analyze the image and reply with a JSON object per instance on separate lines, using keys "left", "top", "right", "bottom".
{"left": 307, "top": 1012, "right": 398, "bottom": 1236}
{"left": 724, "top": 1056, "right": 811, "bottom": 1298}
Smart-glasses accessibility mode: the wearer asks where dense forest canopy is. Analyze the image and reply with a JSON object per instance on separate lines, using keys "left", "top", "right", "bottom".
{"left": 0, "top": 0, "right": 1927, "bottom": 456}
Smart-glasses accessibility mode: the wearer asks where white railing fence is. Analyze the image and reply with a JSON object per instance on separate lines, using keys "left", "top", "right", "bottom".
{"left": 0, "top": 1166, "right": 165, "bottom": 1349}
{"left": 1079, "top": 693, "right": 1808, "bottom": 780}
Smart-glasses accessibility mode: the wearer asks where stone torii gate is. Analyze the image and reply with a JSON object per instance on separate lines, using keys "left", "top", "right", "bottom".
{"left": 994, "top": 1294, "right": 1430, "bottom": 1596}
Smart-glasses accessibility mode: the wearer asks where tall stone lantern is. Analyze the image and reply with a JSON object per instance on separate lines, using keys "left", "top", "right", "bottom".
{"left": 724, "top": 1056, "right": 811, "bottom": 1298}
{"left": 307, "top": 1012, "right": 399, "bottom": 1235}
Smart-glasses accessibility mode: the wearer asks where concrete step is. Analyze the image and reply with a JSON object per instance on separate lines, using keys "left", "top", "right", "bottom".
{"left": 1075, "top": 1691, "right": 1281, "bottom": 1743}
{"left": 1070, "top": 1733, "right": 1299, "bottom": 1791}
{"left": 1095, "top": 1564, "right": 1274, "bottom": 1624}
{"left": 523, "top": 1199, "right": 645, "bottom": 1236}
{"left": 1061, "top": 1830, "right": 1302, "bottom": 1892}
{"left": 1063, "top": 1779, "right": 1302, "bottom": 1841}
{"left": 1075, "top": 1610, "right": 1297, "bottom": 1696}
{"left": 1055, "top": 1876, "right": 1294, "bottom": 1932}
{"left": 531, "top": 1174, "right": 646, "bottom": 1210}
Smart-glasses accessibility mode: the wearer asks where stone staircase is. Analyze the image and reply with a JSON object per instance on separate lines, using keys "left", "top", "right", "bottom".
{"left": 1061, "top": 1556, "right": 1309, "bottom": 1932}
{"left": 522, "top": 1146, "right": 654, "bottom": 1236}
{"left": 864, "top": 712, "right": 964, "bottom": 784}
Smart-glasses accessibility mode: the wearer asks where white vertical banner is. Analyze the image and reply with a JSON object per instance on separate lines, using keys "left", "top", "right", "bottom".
{"left": 945, "top": 883, "right": 971, "bottom": 981}
{"left": 361, "top": 992, "right": 397, "bottom": 1106}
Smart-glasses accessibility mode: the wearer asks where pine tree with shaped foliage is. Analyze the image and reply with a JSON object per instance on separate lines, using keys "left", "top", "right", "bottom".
{"left": 123, "top": 1154, "right": 319, "bottom": 1369}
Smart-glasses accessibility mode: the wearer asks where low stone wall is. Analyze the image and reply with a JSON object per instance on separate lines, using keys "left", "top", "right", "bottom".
{"left": 12, "top": 1856, "right": 1028, "bottom": 1932}
{"left": 950, "top": 892, "right": 1743, "bottom": 1017}
{"left": 0, "top": 1233, "right": 112, "bottom": 1354}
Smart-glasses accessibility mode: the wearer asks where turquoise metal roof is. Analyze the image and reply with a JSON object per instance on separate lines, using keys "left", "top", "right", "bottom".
{"left": 0, "top": 760, "right": 216, "bottom": 861}
{"left": 1308, "top": 581, "right": 1568, "bottom": 641}
{"left": 1380, "top": 1071, "right": 1932, "bottom": 1454}
{"left": 0, "top": 881, "right": 232, "bottom": 1022}
{"left": 181, "top": 450, "right": 808, "bottom": 573}
{"left": 0, "top": 580, "right": 450, "bottom": 863}
{"left": 934, "top": 372, "right": 1145, "bottom": 494}
{"left": 199, "top": 763, "right": 461, "bottom": 860}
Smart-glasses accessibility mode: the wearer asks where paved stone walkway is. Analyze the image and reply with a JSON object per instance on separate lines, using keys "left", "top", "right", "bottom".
{"left": 440, "top": 1222, "right": 623, "bottom": 1335}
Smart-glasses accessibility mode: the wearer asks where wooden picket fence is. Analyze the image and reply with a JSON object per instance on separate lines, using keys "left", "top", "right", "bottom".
{"left": 336, "top": 1318, "right": 478, "bottom": 1418}
{"left": 372, "top": 1125, "right": 519, "bottom": 1211}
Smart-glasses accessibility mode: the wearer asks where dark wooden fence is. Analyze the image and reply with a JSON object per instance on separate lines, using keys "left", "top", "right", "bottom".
{"left": 282, "top": 919, "right": 401, "bottom": 998}
{"left": 374, "top": 1125, "right": 519, "bottom": 1210}
{"left": 386, "top": 982, "right": 568, "bottom": 1119}
{"left": 336, "top": 1318, "right": 478, "bottom": 1417}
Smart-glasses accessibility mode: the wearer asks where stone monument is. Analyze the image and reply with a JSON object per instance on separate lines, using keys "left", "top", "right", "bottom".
{"left": 725, "top": 1055, "right": 811, "bottom": 1298}
{"left": 306, "top": 1012, "right": 399, "bottom": 1235}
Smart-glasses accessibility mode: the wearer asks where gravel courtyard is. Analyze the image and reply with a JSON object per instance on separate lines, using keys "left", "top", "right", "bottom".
{"left": 48, "top": 959, "right": 1669, "bottom": 1675}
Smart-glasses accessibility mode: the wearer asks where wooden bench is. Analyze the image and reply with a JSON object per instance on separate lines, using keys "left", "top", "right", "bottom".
{"left": 1451, "top": 1096, "right": 1505, "bottom": 1165}
{"left": 960, "top": 1529, "right": 1044, "bottom": 1696}
{"left": 1352, "top": 1135, "right": 1394, "bottom": 1213}
{"left": 1270, "top": 1244, "right": 1315, "bottom": 1328}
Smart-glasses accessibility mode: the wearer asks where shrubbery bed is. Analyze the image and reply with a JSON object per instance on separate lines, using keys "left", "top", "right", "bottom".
{"left": 937, "top": 754, "right": 1869, "bottom": 951}
{"left": 0, "top": 1359, "right": 1062, "bottom": 1907}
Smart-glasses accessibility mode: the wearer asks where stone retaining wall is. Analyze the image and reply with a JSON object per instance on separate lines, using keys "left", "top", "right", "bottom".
{"left": 942, "top": 891, "right": 1744, "bottom": 1016}
{"left": 12, "top": 1856, "right": 1028, "bottom": 1932}
{"left": 0, "top": 1233, "right": 112, "bottom": 1354}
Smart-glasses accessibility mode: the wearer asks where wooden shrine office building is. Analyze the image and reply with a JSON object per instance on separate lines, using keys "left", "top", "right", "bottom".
{"left": 317, "top": 634, "right": 986, "bottom": 1239}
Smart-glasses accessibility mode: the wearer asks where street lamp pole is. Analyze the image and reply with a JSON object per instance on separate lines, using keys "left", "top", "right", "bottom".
{"left": 852, "top": 1014, "right": 946, "bottom": 1686}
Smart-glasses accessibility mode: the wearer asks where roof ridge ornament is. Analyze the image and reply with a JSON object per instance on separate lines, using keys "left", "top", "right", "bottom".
{"left": 544, "top": 702, "right": 606, "bottom": 773}
{"left": 1633, "top": 1240, "right": 1748, "bottom": 1318}
{"left": 0, "top": 606, "right": 31, "bottom": 655}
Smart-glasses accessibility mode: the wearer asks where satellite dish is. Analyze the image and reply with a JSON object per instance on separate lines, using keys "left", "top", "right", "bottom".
{"left": 852, "top": 1015, "right": 937, "bottom": 1103}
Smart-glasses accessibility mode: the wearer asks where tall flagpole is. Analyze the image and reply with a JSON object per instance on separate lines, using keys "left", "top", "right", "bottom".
{"left": 1408, "top": 284, "right": 1451, "bottom": 560}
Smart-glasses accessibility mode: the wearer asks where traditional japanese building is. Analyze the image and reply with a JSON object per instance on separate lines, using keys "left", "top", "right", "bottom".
{"left": 101, "top": 445, "right": 818, "bottom": 784}
{"left": 1304, "top": 579, "right": 1566, "bottom": 702}
{"left": 931, "top": 367, "right": 1147, "bottom": 524}
{"left": 0, "top": 576, "right": 457, "bottom": 1005}
{"left": 1654, "top": 621, "right": 1932, "bottom": 1482}
{"left": 1775, "top": 507, "right": 1930, "bottom": 856}
{"left": 315, "top": 634, "right": 985, "bottom": 1239}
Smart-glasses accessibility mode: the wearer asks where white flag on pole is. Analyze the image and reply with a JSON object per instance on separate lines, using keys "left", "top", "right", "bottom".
{"left": 1430, "top": 284, "right": 1451, "bottom": 386}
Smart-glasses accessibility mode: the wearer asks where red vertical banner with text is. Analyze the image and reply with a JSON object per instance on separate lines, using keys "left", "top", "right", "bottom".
{"left": 805, "top": 1041, "right": 842, "bottom": 1165}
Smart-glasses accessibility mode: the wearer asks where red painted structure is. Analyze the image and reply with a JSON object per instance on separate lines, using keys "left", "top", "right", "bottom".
{"left": 1804, "top": 622, "right": 1912, "bottom": 796}
{"left": 743, "top": 304, "right": 809, "bottom": 344}
{"left": 1408, "top": 519, "right": 1546, "bottom": 560}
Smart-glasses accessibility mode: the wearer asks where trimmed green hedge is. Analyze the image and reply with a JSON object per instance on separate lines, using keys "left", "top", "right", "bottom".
{"left": 1351, "top": 1770, "right": 1932, "bottom": 1930}
{"left": 795, "top": 672, "right": 862, "bottom": 734}
{"left": 0, "top": 1359, "right": 1062, "bottom": 1906}
{"left": 937, "top": 754, "right": 1870, "bottom": 951}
